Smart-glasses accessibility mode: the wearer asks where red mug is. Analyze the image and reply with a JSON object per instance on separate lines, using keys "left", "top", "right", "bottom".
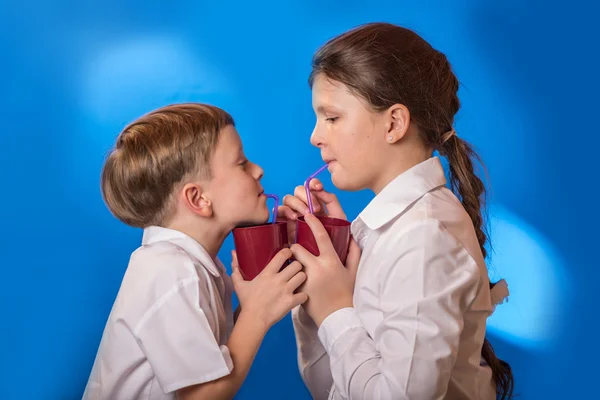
{"left": 232, "top": 221, "right": 288, "bottom": 280}
{"left": 295, "top": 215, "right": 351, "bottom": 264}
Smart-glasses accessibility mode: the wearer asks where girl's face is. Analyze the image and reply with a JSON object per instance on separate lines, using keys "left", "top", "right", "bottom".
{"left": 310, "top": 75, "right": 393, "bottom": 193}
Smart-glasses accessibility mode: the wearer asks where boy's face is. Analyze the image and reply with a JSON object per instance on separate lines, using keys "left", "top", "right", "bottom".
{"left": 205, "top": 125, "right": 269, "bottom": 228}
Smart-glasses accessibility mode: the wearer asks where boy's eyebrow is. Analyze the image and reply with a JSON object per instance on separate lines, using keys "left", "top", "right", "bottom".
{"left": 234, "top": 144, "right": 245, "bottom": 160}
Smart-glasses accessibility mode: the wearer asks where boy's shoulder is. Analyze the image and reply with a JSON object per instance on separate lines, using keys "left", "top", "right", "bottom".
{"left": 106, "top": 238, "right": 231, "bottom": 346}
{"left": 137, "top": 227, "right": 225, "bottom": 276}
{"left": 112, "top": 240, "right": 214, "bottom": 322}
{"left": 126, "top": 235, "right": 227, "bottom": 288}
{"left": 132, "top": 239, "right": 196, "bottom": 272}
{"left": 115, "top": 227, "right": 229, "bottom": 311}
{"left": 126, "top": 240, "right": 210, "bottom": 289}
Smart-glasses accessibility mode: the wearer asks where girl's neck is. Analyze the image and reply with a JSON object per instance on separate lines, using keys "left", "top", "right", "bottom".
{"left": 370, "top": 147, "right": 432, "bottom": 195}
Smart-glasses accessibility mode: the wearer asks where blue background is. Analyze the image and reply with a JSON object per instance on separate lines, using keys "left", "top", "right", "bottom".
{"left": 1, "top": 1, "right": 598, "bottom": 398}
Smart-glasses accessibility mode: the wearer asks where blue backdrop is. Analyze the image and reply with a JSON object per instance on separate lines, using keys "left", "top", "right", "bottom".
{"left": 1, "top": 1, "right": 598, "bottom": 399}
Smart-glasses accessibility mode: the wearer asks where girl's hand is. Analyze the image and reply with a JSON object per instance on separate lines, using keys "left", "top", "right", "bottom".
{"left": 277, "top": 178, "right": 347, "bottom": 243}
{"left": 290, "top": 214, "right": 361, "bottom": 327}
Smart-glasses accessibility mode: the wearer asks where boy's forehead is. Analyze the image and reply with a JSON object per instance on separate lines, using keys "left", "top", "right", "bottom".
{"left": 216, "top": 125, "right": 242, "bottom": 153}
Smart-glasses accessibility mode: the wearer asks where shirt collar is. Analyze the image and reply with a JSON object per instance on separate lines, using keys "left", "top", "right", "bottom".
{"left": 142, "top": 226, "right": 222, "bottom": 277}
{"left": 353, "top": 157, "right": 447, "bottom": 233}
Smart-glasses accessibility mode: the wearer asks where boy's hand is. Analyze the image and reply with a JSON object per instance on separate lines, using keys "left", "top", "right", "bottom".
{"left": 231, "top": 249, "right": 308, "bottom": 332}
{"left": 178, "top": 250, "right": 306, "bottom": 400}
{"left": 277, "top": 178, "right": 347, "bottom": 243}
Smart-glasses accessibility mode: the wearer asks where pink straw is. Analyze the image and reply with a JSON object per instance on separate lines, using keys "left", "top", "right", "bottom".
{"left": 304, "top": 164, "right": 329, "bottom": 214}
{"left": 265, "top": 194, "right": 279, "bottom": 224}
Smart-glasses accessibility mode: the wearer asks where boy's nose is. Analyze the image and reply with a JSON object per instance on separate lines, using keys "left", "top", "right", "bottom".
{"left": 254, "top": 163, "right": 264, "bottom": 181}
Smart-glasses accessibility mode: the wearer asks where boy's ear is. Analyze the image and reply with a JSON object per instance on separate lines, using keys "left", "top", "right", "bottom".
{"left": 182, "top": 183, "right": 213, "bottom": 217}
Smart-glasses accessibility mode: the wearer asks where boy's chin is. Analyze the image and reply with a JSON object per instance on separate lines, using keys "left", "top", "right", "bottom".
{"left": 235, "top": 210, "right": 270, "bottom": 228}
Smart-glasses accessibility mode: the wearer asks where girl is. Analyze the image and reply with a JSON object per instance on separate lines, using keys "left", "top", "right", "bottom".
{"left": 280, "top": 23, "right": 513, "bottom": 400}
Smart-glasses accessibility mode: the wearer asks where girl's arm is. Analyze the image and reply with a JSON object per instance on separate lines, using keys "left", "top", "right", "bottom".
{"left": 292, "top": 305, "right": 333, "bottom": 400}
{"left": 297, "top": 219, "right": 482, "bottom": 400}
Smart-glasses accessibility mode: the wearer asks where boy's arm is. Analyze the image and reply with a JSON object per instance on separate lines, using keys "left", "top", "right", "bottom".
{"left": 178, "top": 249, "right": 307, "bottom": 399}
{"left": 233, "top": 305, "right": 241, "bottom": 324}
{"left": 176, "top": 310, "right": 265, "bottom": 400}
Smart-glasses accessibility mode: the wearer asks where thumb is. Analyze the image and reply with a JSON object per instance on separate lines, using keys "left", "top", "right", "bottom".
{"left": 345, "top": 238, "right": 361, "bottom": 278}
{"left": 313, "top": 190, "right": 346, "bottom": 220}
{"left": 309, "top": 178, "right": 323, "bottom": 191}
{"left": 231, "top": 261, "right": 246, "bottom": 291}
{"left": 231, "top": 250, "right": 239, "bottom": 269}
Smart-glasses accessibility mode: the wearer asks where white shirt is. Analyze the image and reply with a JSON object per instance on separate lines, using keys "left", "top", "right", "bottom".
{"left": 292, "top": 157, "right": 497, "bottom": 400}
{"left": 83, "top": 226, "right": 234, "bottom": 400}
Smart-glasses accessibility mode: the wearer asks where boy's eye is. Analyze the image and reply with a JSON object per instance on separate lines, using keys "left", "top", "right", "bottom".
{"left": 325, "top": 117, "right": 338, "bottom": 122}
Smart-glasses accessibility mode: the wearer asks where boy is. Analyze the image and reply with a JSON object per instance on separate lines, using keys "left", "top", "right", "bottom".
{"left": 84, "top": 103, "right": 307, "bottom": 399}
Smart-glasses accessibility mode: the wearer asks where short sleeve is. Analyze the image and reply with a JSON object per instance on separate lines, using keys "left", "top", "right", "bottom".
{"left": 134, "top": 276, "right": 233, "bottom": 393}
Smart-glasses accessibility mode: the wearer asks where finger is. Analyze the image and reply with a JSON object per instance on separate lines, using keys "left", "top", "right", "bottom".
{"left": 293, "top": 185, "right": 324, "bottom": 214}
{"left": 290, "top": 243, "right": 318, "bottom": 269}
{"left": 231, "top": 250, "right": 239, "bottom": 269}
{"left": 303, "top": 214, "right": 336, "bottom": 257}
{"left": 291, "top": 292, "right": 309, "bottom": 307}
{"left": 286, "top": 271, "right": 307, "bottom": 291}
{"left": 277, "top": 205, "right": 298, "bottom": 221}
{"left": 283, "top": 194, "right": 311, "bottom": 216}
{"left": 286, "top": 222, "right": 297, "bottom": 245}
{"left": 309, "top": 178, "right": 323, "bottom": 191}
{"left": 313, "top": 190, "right": 346, "bottom": 220}
{"left": 345, "top": 238, "right": 362, "bottom": 278}
{"left": 231, "top": 264, "right": 245, "bottom": 289}
{"left": 263, "top": 248, "right": 293, "bottom": 274}
{"left": 278, "top": 260, "right": 303, "bottom": 281}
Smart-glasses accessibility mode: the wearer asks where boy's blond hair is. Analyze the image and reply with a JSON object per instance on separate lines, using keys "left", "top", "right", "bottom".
{"left": 101, "top": 103, "right": 234, "bottom": 228}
